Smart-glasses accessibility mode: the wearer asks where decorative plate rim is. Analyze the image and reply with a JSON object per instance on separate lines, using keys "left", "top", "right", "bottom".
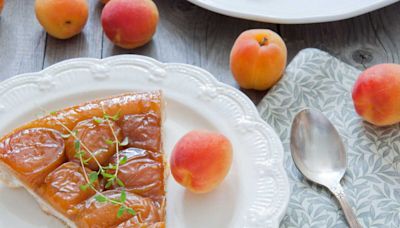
{"left": 186, "top": 0, "right": 398, "bottom": 24}
{"left": 0, "top": 55, "right": 290, "bottom": 227}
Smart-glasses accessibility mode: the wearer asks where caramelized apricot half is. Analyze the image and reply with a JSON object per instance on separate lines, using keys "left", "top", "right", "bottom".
{"left": 108, "top": 148, "right": 164, "bottom": 202}
{"left": 40, "top": 162, "right": 100, "bottom": 218}
{"left": 118, "top": 112, "right": 161, "bottom": 152}
{"left": 75, "top": 189, "right": 161, "bottom": 228}
{"left": 0, "top": 128, "right": 65, "bottom": 187}
{"left": 66, "top": 118, "right": 123, "bottom": 170}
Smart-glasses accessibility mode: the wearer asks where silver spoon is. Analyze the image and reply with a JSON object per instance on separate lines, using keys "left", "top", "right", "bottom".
{"left": 290, "top": 109, "right": 362, "bottom": 228}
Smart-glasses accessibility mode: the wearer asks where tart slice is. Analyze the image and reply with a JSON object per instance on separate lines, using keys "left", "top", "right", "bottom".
{"left": 0, "top": 91, "right": 166, "bottom": 228}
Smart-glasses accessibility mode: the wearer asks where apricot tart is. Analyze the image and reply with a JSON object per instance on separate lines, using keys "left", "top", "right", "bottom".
{"left": 0, "top": 91, "right": 166, "bottom": 228}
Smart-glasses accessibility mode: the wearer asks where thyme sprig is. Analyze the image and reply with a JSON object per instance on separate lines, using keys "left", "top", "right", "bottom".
{"left": 101, "top": 105, "right": 123, "bottom": 184}
{"left": 49, "top": 107, "right": 135, "bottom": 218}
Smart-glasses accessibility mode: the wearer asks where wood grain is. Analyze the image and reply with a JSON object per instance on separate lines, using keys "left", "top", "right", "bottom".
{"left": 280, "top": 2, "right": 400, "bottom": 70}
{"left": 0, "top": 0, "right": 46, "bottom": 80}
{"left": 101, "top": 0, "right": 277, "bottom": 103}
{"left": 1, "top": 0, "right": 400, "bottom": 104}
{"left": 43, "top": 0, "right": 103, "bottom": 67}
{"left": 367, "top": 2, "right": 400, "bottom": 64}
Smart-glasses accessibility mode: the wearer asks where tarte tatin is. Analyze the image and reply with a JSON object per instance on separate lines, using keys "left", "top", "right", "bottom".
{"left": 0, "top": 91, "right": 166, "bottom": 228}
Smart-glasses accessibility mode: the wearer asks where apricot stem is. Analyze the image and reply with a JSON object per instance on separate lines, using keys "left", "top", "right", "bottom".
{"left": 259, "top": 37, "right": 268, "bottom": 46}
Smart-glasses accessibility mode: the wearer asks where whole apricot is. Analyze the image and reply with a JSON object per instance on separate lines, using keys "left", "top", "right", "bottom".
{"left": 352, "top": 63, "right": 400, "bottom": 126}
{"left": 35, "top": 0, "right": 89, "bottom": 39}
{"left": 101, "top": 0, "right": 159, "bottom": 49}
{"left": 230, "top": 29, "right": 287, "bottom": 90}
{"left": 170, "top": 130, "right": 233, "bottom": 194}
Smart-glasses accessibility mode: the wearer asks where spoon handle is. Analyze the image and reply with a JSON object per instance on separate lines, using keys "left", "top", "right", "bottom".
{"left": 328, "top": 184, "right": 362, "bottom": 228}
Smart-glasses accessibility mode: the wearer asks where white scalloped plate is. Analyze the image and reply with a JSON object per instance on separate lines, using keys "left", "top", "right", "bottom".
{"left": 0, "top": 55, "right": 289, "bottom": 228}
{"left": 187, "top": 0, "right": 399, "bottom": 24}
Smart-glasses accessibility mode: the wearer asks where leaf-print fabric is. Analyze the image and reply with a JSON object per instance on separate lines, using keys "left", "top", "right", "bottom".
{"left": 258, "top": 48, "right": 400, "bottom": 228}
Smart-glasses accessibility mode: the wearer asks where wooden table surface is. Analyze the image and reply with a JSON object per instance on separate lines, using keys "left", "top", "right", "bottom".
{"left": 0, "top": 0, "right": 399, "bottom": 104}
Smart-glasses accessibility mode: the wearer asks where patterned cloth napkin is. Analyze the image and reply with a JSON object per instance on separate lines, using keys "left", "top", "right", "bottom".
{"left": 257, "top": 48, "right": 400, "bottom": 228}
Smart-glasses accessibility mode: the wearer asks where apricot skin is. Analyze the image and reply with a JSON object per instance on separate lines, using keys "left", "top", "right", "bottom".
{"left": 230, "top": 29, "right": 287, "bottom": 90}
{"left": 352, "top": 64, "right": 400, "bottom": 126}
{"left": 170, "top": 130, "right": 233, "bottom": 194}
{"left": 35, "top": 0, "right": 89, "bottom": 39}
{"left": 101, "top": 0, "right": 159, "bottom": 49}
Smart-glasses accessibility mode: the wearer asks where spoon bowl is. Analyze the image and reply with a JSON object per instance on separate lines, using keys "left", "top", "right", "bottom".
{"left": 290, "top": 109, "right": 362, "bottom": 228}
{"left": 290, "top": 109, "right": 346, "bottom": 186}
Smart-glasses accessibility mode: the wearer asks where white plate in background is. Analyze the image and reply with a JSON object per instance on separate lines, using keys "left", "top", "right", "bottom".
{"left": 187, "top": 0, "right": 399, "bottom": 23}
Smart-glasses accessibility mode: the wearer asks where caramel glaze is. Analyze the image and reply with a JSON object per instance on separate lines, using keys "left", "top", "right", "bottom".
{"left": 0, "top": 91, "right": 165, "bottom": 227}
{"left": 66, "top": 118, "right": 123, "bottom": 171}
{"left": 39, "top": 162, "right": 101, "bottom": 218}
{"left": 107, "top": 148, "right": 165, "bottom": 204}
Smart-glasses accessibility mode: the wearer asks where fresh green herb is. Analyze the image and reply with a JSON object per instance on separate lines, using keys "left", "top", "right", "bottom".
{"left": 105, "top": 139, "right": 114, "bottom": 145}
{"left": 117, "top": 206, "right": 126, "bottom": 218}
{"left": 104, "top": 163, "right": 117, "bottom": 170}
{"left": 120, "top": 189, "right": 127, "bottom": 202}
{"left": 49, "top": 108, "right": 135, "bottom": 218}
{"left": 93, "top": 117, "right": 105, "bottom": 124}
{"left": 104, "top": 110, "right": 121, "bottom": 121}
{"left": 74, "top": 140, "right": 81, "bottom": 151}
{"left": 61, "top": 133, "right": 71, "bottom": 139}
{"left": 80, "top": 184, "right": 89, "bottom": 191}
{"left": 119, "top": 156, "right": 128, "bottom": 165}
{"left": 101, "top": 105, "right": 123, "bottom": 184}
{"left": 119, "top": 137, "right": 129, "bottom": 146}
{"left": 116, "top": 178, "right": 125, "bottom": 187}
{"left": 101, "top": 172, "right": 114, "bottom": 179}
{"left": 105, "top": 179, "right": 114, "bottom": 189}
{"left": 74, "top": 150, "right": 85, "bottom": 160}
{"left": 83, "top": 157, "right": 91, "bottom": 165}
{"left": 95, "top": 195, "right": 108, "bottom": 203}
{"left": 126, "top": 207, "right": 136, "bottom": 216}
{"left": 88, "top": 172, "right": 98, "bottom": 184}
